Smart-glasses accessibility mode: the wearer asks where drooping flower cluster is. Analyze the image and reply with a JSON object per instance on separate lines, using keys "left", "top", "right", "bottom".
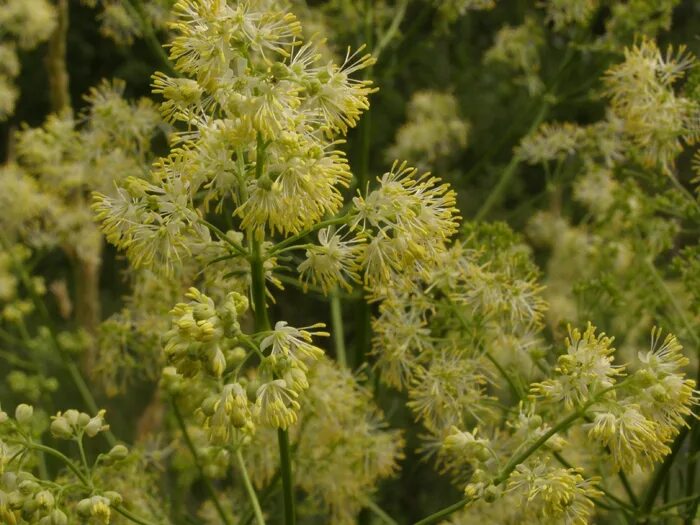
{"left": 0, "top": 0, "right": 56, "bottom": 119}
{"left": 604, "top": 39, "right": 700, "bottom": 172}
{"left": 387, "top": 90, "right": 470, "bottom": 171}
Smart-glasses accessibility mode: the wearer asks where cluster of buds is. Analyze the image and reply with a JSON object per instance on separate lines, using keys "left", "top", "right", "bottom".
{"left": 49, "top": 409, "right": 109, "bottom": 440}
{"left": 200, "top": 382, "right": 254, "bottom": 444}
{"left": 164, "top": 288, "right": 249, "bottom": 378}
{"left": 0, "top": 472, "right": 67, "bottom": 525}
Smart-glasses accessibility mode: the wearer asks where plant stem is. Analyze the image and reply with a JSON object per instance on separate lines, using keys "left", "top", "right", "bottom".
{"left": 123, "top": 0, "right": 178, "bottom": 76}
{"left": 249, "top": 135, "right": 295, "bottom": 525}
{"left": 171, "top": 398, "right": 232, "bottom": 525}
{"left": 76, "top": 436, "right": 92, "bottom": 485}
{"left": 26, "top": 441, "right": 90, "bottom": 486}
{"left": 235, "top": 449, "right": 265, "bottom": 525}
{"left": 363, "top": 498, "right": 399, "bottom": 525}
{"left": 276, "top": 429, "right": 296, "bottom": 525}
{"left": 269, "top": 214, "right": 351, "bottom": 255}
{"left": 474, "top": 101, "right": 551, "bottom": 221}
{"left": 329, "top": 288, "right": 347, "bottom": 367}
{"left": 46, "top": 0, "right": 70, "bottom": 112}
{"left": 240, "top": 472, "right": 281, "bottom": 525}
{"left": 113, "top": 505, "right": 161, "bottom": 525}
{"left": 413, "top": 391, "right": 611, "bottom": 525}
{"left": 201, "top": 219, "right": 249, "bottom": 256}
{"left": 374, "top": 0, "right": 408, "bottom": 59}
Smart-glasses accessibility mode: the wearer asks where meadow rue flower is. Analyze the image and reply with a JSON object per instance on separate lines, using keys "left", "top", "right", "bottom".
{"left": 531, "top": 323, "right": 622, "bottom": 408}
{"left": 297, "top": 227, "right": 365, "bottom": 293}
{"left": 259, "top": 321, "right": 327, "bottom": 370}
{"left": 506, "top": 463, "right": 601, "bottom": 524}
{"left": 603, "top": 38, "right": 700, "bottom": 171}
{"left": 588, "top": 403, "right": 671, "bottom": 472}
{"left": 254, "top": 379, "right": 301, "bottom": 430}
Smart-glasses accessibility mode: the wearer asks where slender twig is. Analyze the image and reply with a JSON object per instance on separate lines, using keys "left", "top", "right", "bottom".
{"left": 329, "top": 288, "right": 347, "bottom": 367}
{"left": 373, "top": 0, "right": 409, "bottom": 59}
{"left": 269, "top": 214, "right": 352, "bottom": 255}
{"left": 249, "top": 134, "right": 296, "bottom": 525}
{"left": 235, "top": 449, "right": 266, "bottom": 525}
{"left": 362, "top": 498, "right": 399, "bottom": 525}
{"left": 201, "top": 219, "right": 249, "bottom": 257}
{"left": 123, "top": 0, "right": 178, "bottom": 76}
{"left": 414, "top": 386, "right": 619, "bottom": 525}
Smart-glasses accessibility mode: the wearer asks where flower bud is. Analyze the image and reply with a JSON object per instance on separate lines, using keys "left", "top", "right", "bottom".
{"left": 50, "top": 417, "right": 73, "bottom": 440}
{"left": 48, "top": 509, "right": 68, "bottom": 525}
{"left": 18, "top": 480, "right": 38, "bottom": 495}
{"left": 34, "top": 490, "right": 54, "bottom": 509}
{"left": 14, "top": 404, "right": 33, "bottom": 425}
{"left": 103, "top": 491, "right": 122, "bottom": 506}
{"left": 76, "top": 498, "right": 92, "bottom": 516}
{"left": 107, "top": 444, "right": 129, "bottom": 461}
{"left": 84, "top": 410, "right": 109, "bottom": 437}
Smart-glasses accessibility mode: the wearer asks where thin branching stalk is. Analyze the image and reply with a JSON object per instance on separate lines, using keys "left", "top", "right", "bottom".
{"left": 235, "top": 449, "right": 266, "bottom": 525}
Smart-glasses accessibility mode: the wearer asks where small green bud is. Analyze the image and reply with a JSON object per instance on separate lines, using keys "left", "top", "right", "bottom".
{"left": 107, "top": 444, "right": 129, "bottom": 461}
{"left": 77, "top": 412, "right": 91, "bottom": 427}
{"left": 483, "top": 484, "right": 500, "bottom": 502}
{"left": 48, "top": 509, "right": 68, "bottom": 525}
{"left": 84, "top": 410, "right": 108, "bottom": 437}
{"left": 14, "top": 404, "right": 33, "bottom": 425}
{"left": 49, "top": 417, "right": 73, "bottom": 440}
{"left": 226, "top": 346, "right": 247, "bottom": 366}
{"left": 103, "top": 491, "right": 122, "bottom": 505}
{"left": 34, "top": 490, "right": 54, "bottom": 509}
{"left": 18, "top": 480, "right": 39, "bottom": 495}
{"left": 76, "top": 498, "right": 92, "bottom": 516}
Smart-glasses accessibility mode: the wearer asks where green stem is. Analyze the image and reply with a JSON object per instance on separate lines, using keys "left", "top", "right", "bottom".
{"left": 329, "top": 288, "right": 347, "bottom": 367}
{"left": 363, "top": 498, "right": 398, "bottom": 525}
{"left": 171, "top": 399, "right": 233, "bottom": 525}
{"left": 235, "top": 449, "right": 265, "bottom": 525}
{"left": 249, "top": 135, "right": 295, "bottom": 525}
{"left": 269, "top": 214, "right": 351, "bottom": 255}
{"left": 653, "top": 494, "right": 700, "bottom": 514}
{"left": 201, "top": 219, "right": 249, "bottom": 257}
{"left": 123, "top": 0, "right": 178, "bottom": 76}
{"left": 76, "top": 436, "right": 92, "bottom": 485}
{"left": 113, "top": 505, "right": 161, "bottom": 525}
{"left": 414, "top": 392, "right": 609, "bottom": 525}
{"left": 617, "top": 470, "right": 639, "bottom": 508}
{"left": 277, "top": 429, "right": 296, "bottom": 525}
{"left": 28, "top": 442, "right": 156, "bottom": 525}
{"left": 240, "top": 472, "right": 281, "bottom": 525}
{"left": 373, "top": 0, "right": 408, "bottom": 59}
{"left": 474, "top": 100, "right": 551, "bottom": 221}
{"left": 26, "top": 442, "right": 90, "bottom": 486}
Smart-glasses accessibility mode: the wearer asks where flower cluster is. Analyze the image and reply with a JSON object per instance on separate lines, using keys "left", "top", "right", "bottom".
{"left": 0, "top": 0, "right": 56, "bottom": 119}
{"left": 387, "top": 90, "right": 470, "bottom": 171}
